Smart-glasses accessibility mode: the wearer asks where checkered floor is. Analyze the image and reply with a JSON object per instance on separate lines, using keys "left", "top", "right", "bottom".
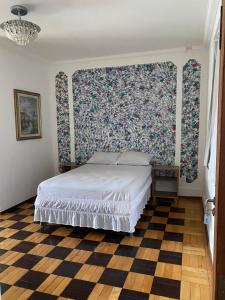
{"left": 0, "top": 198, "right": 210, "bottom": 300}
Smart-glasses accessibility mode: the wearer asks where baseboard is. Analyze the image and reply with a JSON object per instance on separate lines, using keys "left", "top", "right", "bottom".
{"left": 179, "top": 196, "right": 202, "bottom": 200}
{"left": 179, "top": 187, "right": 203, "bottom": 197}
{"left": 0, "top": 196, "right": 36, "bottom": 214}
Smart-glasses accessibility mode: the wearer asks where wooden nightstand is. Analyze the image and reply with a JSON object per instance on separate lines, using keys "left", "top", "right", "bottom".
{"left": 59, "top": 162, "right": 85, "bottom": 173}
{"left": 152, "top": 165, "right": 179, "bottom": 205}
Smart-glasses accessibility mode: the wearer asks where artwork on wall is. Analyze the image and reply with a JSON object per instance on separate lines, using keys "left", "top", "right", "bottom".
{"left": 14, "top": 89, "right": 42, "bottom": 140}
{"left": 55, "top": 72, "right": 71, "bottom": 163}
{"left": 181, "top": 59, "right": 201, "bottom": 183}
{"left": 72, "top": 62, "right": 177, "bottom": 165}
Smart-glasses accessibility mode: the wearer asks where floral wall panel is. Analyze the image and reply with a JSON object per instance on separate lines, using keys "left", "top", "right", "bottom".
{"left": 181, "top": 59, "right": 201, "bottom": 183}
{"left": 72, "top": 62, "right": 177, "bottom": 165}
{"left": 55, "top": 72, "right": 71, "bottom": 163}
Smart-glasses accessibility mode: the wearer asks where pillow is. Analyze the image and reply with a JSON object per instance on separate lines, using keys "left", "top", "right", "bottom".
{"left": 117, "top": 151, "right": 151, "bottom": 166}
{"left": 86, "top": 152, "right": 120, "bottom": 165}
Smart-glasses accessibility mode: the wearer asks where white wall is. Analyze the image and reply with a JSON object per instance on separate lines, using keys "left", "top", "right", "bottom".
{"left": 50, "top": 47, "right": 209, "bottom": 197}
{"left": 0, "top": 43, "right": 55, "bottom": 211}
{"left": 0, "top": 41, "right": 210, "bottom": 211}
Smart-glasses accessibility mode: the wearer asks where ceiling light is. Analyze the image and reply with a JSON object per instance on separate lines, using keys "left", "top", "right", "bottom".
{"left": 0, "top": 5, "right": 41, "bottom": 46}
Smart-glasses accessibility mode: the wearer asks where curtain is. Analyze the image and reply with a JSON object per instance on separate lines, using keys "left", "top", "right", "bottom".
{"left": 204, "top": 28, "right": 220, "bottom": 198}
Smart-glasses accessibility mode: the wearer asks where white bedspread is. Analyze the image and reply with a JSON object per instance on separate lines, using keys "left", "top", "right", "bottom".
{"left": 35, "top": 164, "right": 151, "bottom": 216}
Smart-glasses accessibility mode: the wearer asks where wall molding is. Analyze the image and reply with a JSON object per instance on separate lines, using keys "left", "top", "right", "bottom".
{"left": 53, "top": 46, "right": 204, "bottom": 66}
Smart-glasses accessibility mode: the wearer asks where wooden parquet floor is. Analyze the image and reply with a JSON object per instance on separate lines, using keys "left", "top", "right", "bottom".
{"left": 0, "top": 197, "right": 212, "bottom": 300}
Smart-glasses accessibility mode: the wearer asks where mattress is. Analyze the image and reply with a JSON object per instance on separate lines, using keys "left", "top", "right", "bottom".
{"left": 35, "top": 164, "right": 152, "bottom": 216}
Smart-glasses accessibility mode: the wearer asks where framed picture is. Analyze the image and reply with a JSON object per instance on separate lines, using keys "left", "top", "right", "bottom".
{"left": 14, "top": 89, "right": 42, "bottom": 140}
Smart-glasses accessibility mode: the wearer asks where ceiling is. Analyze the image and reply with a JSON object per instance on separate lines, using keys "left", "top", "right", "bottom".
{"left": 0, "top": 0, "right": 210, "bottom": 62}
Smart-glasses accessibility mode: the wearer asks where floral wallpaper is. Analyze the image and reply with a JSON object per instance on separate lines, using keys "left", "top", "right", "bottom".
{"left": 55, "top": 72, "right": 71, "bottom": 164}
{"left": 181, "top": 59, "right": 201, "bottom": 183}
{"left": 72, "top": 62, "right": 177, "bottom": 164}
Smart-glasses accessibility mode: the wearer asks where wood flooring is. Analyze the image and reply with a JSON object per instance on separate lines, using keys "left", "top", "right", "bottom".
{"left": 0, "top": 197, "right": 212, "bottom": 299}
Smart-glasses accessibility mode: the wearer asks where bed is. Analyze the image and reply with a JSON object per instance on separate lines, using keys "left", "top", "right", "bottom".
{"left": 34, "top": 152, "right": 152, "bottom": 233}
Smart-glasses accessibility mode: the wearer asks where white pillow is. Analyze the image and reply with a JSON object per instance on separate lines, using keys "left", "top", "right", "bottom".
{"left": 86, "top": 152, "right": 120, "bottom": 165}
{"left": 117, "top": 151, "right": 151, "bottom": 166}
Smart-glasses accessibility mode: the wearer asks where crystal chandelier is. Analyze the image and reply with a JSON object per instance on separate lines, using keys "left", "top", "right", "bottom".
{"left": 0, "top": 5, "right": 41, "bottom": 46}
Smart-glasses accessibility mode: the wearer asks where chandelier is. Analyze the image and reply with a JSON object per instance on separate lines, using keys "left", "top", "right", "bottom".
{"left": 0, "top": 5, "right": 41, "bottom": 46}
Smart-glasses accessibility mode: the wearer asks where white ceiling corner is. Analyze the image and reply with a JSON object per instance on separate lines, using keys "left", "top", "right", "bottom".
{"left": 0, "top": 0, "right": 211, "bottom": 62}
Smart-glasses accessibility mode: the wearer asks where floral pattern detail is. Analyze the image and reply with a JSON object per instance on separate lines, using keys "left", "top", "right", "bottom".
{"left": 55, "top": 72, "right": 71, "bottom": 163}
{"left": 181, "top": 59, "right": 201, "bottom": 183}
{"left": 72, "top": 62, "right": 177, "bottom": 164}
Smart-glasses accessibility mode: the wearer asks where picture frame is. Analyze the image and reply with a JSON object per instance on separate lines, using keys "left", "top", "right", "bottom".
{"left": 14, "top": 89, "right": 42, "bottom": 140}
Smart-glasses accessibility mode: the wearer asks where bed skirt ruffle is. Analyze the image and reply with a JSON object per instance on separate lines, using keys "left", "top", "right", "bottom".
{"left": 34, "top": 185, "right": 151, "bottom": 233}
